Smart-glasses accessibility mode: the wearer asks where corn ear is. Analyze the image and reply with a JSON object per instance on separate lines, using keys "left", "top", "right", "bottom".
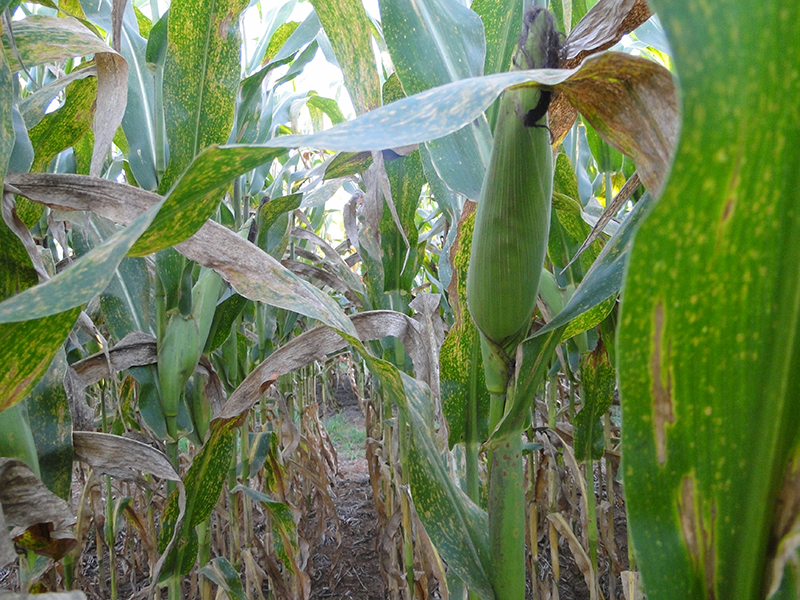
{"left": 158, "top": 312, "right": 201, "bottom": 439}
{"left": 467, "top": 10, "right": 560, "bottom": 600}
{"left": 466, "top": 8, "right": 557, "bottom": 370}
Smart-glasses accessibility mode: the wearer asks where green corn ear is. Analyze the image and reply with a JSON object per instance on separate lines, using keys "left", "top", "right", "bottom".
{"left": 467, "top": 8, "right": 558, "bottom": 364}
{"left": 158, "top": 313, "right": 201, "bottom": 439}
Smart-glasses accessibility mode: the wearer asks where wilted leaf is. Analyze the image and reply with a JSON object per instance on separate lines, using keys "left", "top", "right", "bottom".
{"left": 70, "top": 330, "right": 156, "bottom": 386}
{"left": 73, "top": 431, "right": 180, "bottom": 482}
{"left": 562, "top": 0, "right": 651, "bottom": 66}
{"left": 0, "top": 458, "right": 76, "bottom": 561}
{"left": 7, "top": 171, "right": 356, "bottom": 336}
{"left": 1, "top": 15, "right": 112, "bottom": 71}
{"left": 91, "top": 52, "right": 128, "bottom": 177}
{"left": 217, "top": 310, "right": 430, "bottom": 421}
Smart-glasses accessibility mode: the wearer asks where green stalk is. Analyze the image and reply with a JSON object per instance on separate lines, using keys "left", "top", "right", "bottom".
{"left": 465, "top": 335, "right": 481, "bottom": 504}
{"left": 585, "top": 459, "right": 599, "bottom": 591}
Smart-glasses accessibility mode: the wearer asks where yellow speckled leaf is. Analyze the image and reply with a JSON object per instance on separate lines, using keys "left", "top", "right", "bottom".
{"left": 158, "top": 0, "right": 249, "bottom": 193}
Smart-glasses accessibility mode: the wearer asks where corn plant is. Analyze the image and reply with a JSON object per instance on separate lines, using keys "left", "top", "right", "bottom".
{"left": 3, "top": 1, "right": 799, "bottom": 600}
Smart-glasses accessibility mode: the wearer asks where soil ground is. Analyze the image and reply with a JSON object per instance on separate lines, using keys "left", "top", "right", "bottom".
{"left": 308, "top": 382, "right": 386, "bottom": 600}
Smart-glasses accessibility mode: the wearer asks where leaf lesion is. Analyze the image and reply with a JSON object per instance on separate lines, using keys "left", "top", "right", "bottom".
{"left": 678, "top": 475, "right": 717, "bottom": 599}
{"left": 651, "top": 301, "right": 674, "bottom": 465}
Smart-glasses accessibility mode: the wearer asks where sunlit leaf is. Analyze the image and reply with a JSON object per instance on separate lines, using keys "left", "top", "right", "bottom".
{"left": 158, "top": 0, "right": 250, "bottom": 193}
{"left": 617, "top": 1, "right": 800, "bottom": 598}
{"left": 311, "top": 0, "right": 380, "bottom": 114}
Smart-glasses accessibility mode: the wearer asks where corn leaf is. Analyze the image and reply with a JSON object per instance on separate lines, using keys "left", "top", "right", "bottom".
{"left": 617, "top": 1, "right": 800, "bottom": 599}
{"left": 24, "top": 350, "right": 73, "bottom": 500}
{"left": 310, "top": 0, "right": 380, "bottom": 114}
{"left": 80, "top": 0, "right": 159, "bottom": 191}
{"left": 380, "top": 0, "right": 491, "bottom": 200}
{"left": 158, "top": 0, "right": 249, "bottom": 193}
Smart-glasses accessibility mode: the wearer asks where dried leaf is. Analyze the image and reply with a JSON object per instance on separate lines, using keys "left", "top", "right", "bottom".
{"left": 0, "top": 458, "right": 76, "bottom": 561}
{"left": 70, "top": 330, "right": 156, "bottom": 386}
{"left": 72, "top": 431, "right": 180, "bottom": 482}
{"left": 562, "top": 0, "right": 651, "bottom": 66}
{"left": 547, "top": 512, "right": 596, "bottom": 600}
{"left": 557, "top": 52, "right": 677, "bottom": 194}
{"left": 91, "top": 52, "right": 128, "bottom": 178}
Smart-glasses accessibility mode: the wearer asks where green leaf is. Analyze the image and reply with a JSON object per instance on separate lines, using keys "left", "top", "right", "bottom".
{"left": 617, "top": 1, "right": 800, "bottom": 599}
{"left": 0, "top": 403, "right": 39, "bottom": 472}
{"left": 0, "top": 308, "right": 82, "bottom": 413}
{"left": 204, "top": 292, "right": 248, "bottom": 353}
{"left": 306, "top": 93, "right": 346, "bottom": 126}
{"left": 100, "top": 256, "right": 153, "bottom": 341}
{"left": 158, "top": 417, "right": 237, "bottom": 577}
{"left": 573, "top": 343, "right": 614, "bottom": 461}
{"left": 1, "top": 15, "right": 111, "bottom": 71}
{"left": 145, "top": 9, "right": 168, "bottom": 69}
{"left": 130, "top": 144, "right": 285, "bottom": 255}
{"left": 310, "top": 0, "right": 380, "bottom": 114}
{"left": 0, "top": 220, "right": 37, "bottom": 303}
{"left": 536, "top": 191, "right": 655, "bottom": 338}
{"left": 158, "top": 0, "right": 249, "bottom": 193}
{"left": 8, "top": 104, "right": 33, "bottom": 175}
{"left": 24, "top": 350, "right": 73, "bottom": 499}
{"left": 381, "top": 0, "right": 490, "bottom": 199}
{"left": 380, "top": 91, "right": 425, "bottom": 293}
{"left": 29, "top": 76, "right": 96, "bottom": 174}
{"left": 198, "top": 557, "right": 247, "bottom": 600}
{"left": 472, "top": 0, "right": 523, "bottom": 129}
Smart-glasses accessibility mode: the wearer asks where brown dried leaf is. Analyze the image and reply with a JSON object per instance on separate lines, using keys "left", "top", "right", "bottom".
{"left": 5, "top": 173, "right": 358, "bottom": 337}
{"left": 70, "top": 330, "right": 156, "bottom": 386}
{"left": 557, "top": 52, "right": 678, "bottom": 194}
{"left": 562, "top": 0, "right": 651, "bottom": 66}
{"left": 0, "top": 458, "right": 76, "bottom": 561}
{"left": 91, "top": 52, "right": 128, "bottom": 178}
{"left": 72, "top": 431, "right": 180, "bottom": 482}
{"left": 547, "top": 512, "right": 597, "bottom": 600}
{"left": 217, "top": 310, "right": 429, "bottom": 422}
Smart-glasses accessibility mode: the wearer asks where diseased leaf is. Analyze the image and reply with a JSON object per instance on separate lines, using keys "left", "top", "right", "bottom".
{"left": 618, "top": 1, "right": 800, "bottom": 599}
{"left": 260, "top": 52, "right": 676, "bottom": 196}
{"left": 28, "top": 76, "right": 96, "bottom": 175}
{"left": 0, "top": 309, "right": 82, "bottom": 413}
{"left": 24, "top": 350, "right": 73, "bottom": 500}
{"left": 158, "top": 0, "right": 250, "bottom": 193}
{"left": 440, "top": 204, "right": 490, "bottom": 447}
{"left": 0, "top": 202, "right": 160, "bottom": 323}
{"left": 574, "top": 343, "right": 615, "bottom": 461}
{"left": 310, "top": 0, "right": 380, "bottom": 114}
{"left": 158, "top": 417, "right": 237, "bottom": 577}
{"left": 0, "top": 458, "right": 77, "bottom": 561}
